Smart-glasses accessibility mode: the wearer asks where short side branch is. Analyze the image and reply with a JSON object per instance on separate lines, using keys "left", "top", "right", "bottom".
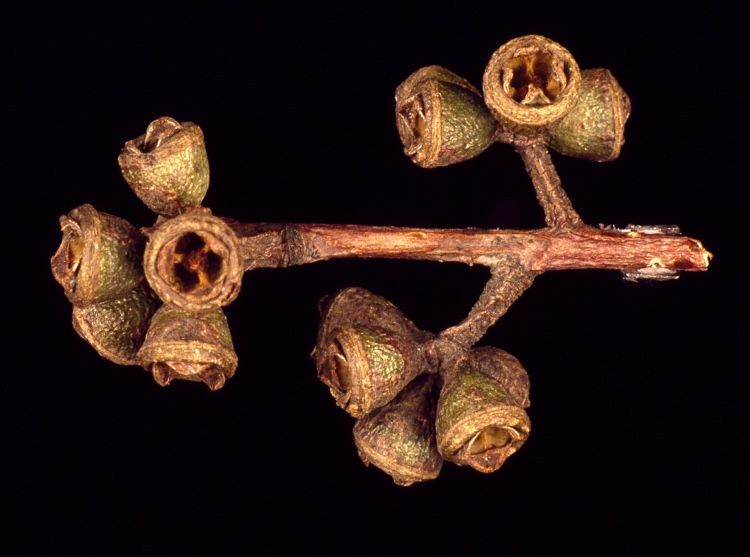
{"left": 516, "top": 142, "right": 582, "bottom": 229}
{"left": 439, "top": 259, "right": 537, "bottom": 349}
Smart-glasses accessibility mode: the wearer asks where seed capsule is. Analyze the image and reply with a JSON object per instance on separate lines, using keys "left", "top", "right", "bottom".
{"left": 436, "top": 355, "right": 530, "bottom": 473}
{"left": 142, "top": 210, "right": 243, "bottom": 312}
{"left": 72, "top": 286, "right": 159, "bottom": 366}
{"left": 317, "top": 326, "right": 429, "bottom": 418}
{"left": 395, "top": 66, "right": 498, "bottom": 168}
{"left": 315, "top": 287, "right": 431, "bottom": 345}
{"left": 548, "top": 68, "right": 631, "bottom": 162}
{"left": 354, "top": 375, "right": 442, "bottom": 486}
{"left": 483, "top": 35, "right": 581, "bottom": 134}
{"left": 471, "top": 346, "right": 530, "bottom": 408}
{"left": 137, "top": 304, "right": 237, "bottom": 390}
{"left": 118, "top": 117, "right": 209, "bottom": 217}
{"left": 314, "top": 288, "right": 433, "bottom": 417}
{"left": 51, "top": 204, "right": 144, "bottom": 306}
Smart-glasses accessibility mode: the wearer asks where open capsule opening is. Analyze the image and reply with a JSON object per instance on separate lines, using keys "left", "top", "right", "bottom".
{"left": 321, "top": 338, "right": 353, "bottom": 396}
{"left": 397, "top": 93, "right": 428, "bottom": 157}
{"left": 483, "top": 35, "right": 581, "bottom": 130}
{"left": 144, "top": 212, "right": 242, "bottom": 311}
{"left": 171, "top": 232, "right": 225, "bottom": 294}
{"left": 502, "top": 52, "right": 569, "bottom": 106}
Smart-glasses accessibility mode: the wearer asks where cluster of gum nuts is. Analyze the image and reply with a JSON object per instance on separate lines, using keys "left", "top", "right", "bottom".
{"left": 51, "top": 34, "right": 632, "bottom": 485}
{"left": 314, "top": 287, "right": 531, "bottom": 486}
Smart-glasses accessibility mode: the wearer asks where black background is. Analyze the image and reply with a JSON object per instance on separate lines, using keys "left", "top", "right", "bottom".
{"left": 7, "top": 3, "right": 746, "bottom": 555}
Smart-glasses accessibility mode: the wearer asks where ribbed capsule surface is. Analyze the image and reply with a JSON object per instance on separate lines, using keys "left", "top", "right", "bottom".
{"left": 118, "top": 117, "right": 209, "bottom": 217}
{"left": 548, "top": 68, "right": 631, "bottom": 161}
{"left": 51, "top": 204, "right": 144, "bottom": 306}
{"left": 436, "top": 354, "right": 530, "bottom": 473}
{"left": 137, "top": 304, "right": 237, "bottom": 391}
{"left": 354, "top": 375, "right": 442, "bottom": 486}
{"left": 314, "top": 288, "right": 433, "bottom": 418}
{"left": 395, "top": 66, "right": 497, "bottom": 168}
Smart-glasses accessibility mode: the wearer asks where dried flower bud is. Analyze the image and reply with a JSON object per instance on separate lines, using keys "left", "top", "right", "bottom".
{"left": 547, "top": 68, "right": 631, "bottom": 162}
{"left": 71, "top": 286, "right": 158, "bottom": 366}
{"left": 436, "top": 356, "right": 530, "bottom": 473}
{"left": 143, "top": 210, "right": 243, "bottom": 311}
{"left": 471, "top": 346, "right": 530, "bottom": 408}
{"left": 137, "top": 304, "right": 237, "bottom": 390}
{"left": 316, "top": 326, "right": 429, "bottom": 418}
{"left": 354, "top": 375, "right": 442, "bottom": 486}
{"left": 483, "top": 35, "right": 581, "bottom": 134}
{"left": 314, "top": 288, "right": 433, "bottom": 417}
{"left": 118, "top": 117, "right": 209, "bottom": 217}
{"left": 51, "top": 204, "right": 144, "bottom": 306}
{"left": 395, "top": 66, "right": 498, "bottom": 168}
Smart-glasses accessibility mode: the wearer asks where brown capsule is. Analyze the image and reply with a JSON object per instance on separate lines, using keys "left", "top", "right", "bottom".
{"left": 315, "top": 287, "right": 431, "bottom": 347}
{"left": 72, "top": 286, "right": 159, "bottom": 366}
{"left": 436, "top": 355, "right": 530, "bottom": 473}
{"left": 118, "top": 117, "right": 210, "bottom": 217}
{"left": 51, "top": 204, "right": 144, "bottom": 306}
{"left": 354, "top": 375, "right": 442, "bottom": 486}
{"left": 313, "top": 288, "right": 433, "bottom": 417}
{"left": 547, "top": 68, "right": 631, "bottom": 162}
{"left": 142, "top": 209, "right": 243, "bottom": 311}
{"left": 395, "top": 66, "right": 498, "bottom": 168}
{"left": 137, "top": 304, "right": 237, "bottom": 390}
{"left": 316, "top": 325, "right": 429, "bottom": 418}
{"left": 471, "top": 346, "right": 530, "bottom": 408}
{"left": 483, "top": 35, "right": 581, "bottom": 134}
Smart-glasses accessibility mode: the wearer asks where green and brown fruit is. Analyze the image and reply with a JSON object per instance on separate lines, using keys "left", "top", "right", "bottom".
{"left": 118, "top": 117, "right": 209, "bottom": 217}
{"left": 483, "top": 35, "right": 582, "bottom": 134}
{"left": 547, "top": 68, "right": 631, "bottom": 161}
{"left": 354, "top": 374, "right": 442, "bottom": 486}
{"left": 396, "top": 66, "right": 498, "bottom": 168}
{"left": 436, "top": 351, "right": 530, "bottom": 473}
{"left": 138, "top": 304, "right": 237, "bottom": 391}
{"left": 313, "top": 288, "right": 433, "bottom": 418}
{"left": 51, "top": 204, "right": 145, "bottom": 306}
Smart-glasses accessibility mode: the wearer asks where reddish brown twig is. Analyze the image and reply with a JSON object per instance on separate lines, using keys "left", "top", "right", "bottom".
{"left": 232, "top": 221, "right": 708, "bottom": 274}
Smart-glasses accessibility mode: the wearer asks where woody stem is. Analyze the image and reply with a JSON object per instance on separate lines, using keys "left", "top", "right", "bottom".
{"left": 233, "top": 222, "right": 710, "bottom": 274}
{"left": 515, "top": 141, "right": 583, "bottom": 229}
{"left": 437, "top": 259, "right": 537, "bottom": 350}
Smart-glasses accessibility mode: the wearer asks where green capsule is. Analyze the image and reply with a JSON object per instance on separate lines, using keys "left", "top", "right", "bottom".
{"left": 317, "top": 325, "right": 429, "bottom": 418}
{"left": 137, "top": 304, "right": 237, "bottom": 391}
{"left": 314, "top": 288, "right": 433, "bottom": 418}
{"left": 51, "top": 204, "right": 144, "bottom": 306}
{"left": 395, "top": 66, "right": 498, "bottom": 168}
{"left": 354, "top": 375, "right": 442, "bottom": 486}
{"left": 118, "top": 117, "right": 209, "bottom": 217}
{"left": 315, "top": 287, "right": 430, "bottom": 346}
{"left": 472, "top": 346, "right": 530, "bottom": 408}
{"left": 548, "top": 68, "right": 631, "bottom": 162}
{"left": 436, "top": 355, "right": 530, "bottom": 473}
{"left": 72, "top": 286, "right": 158, "bottom": 366}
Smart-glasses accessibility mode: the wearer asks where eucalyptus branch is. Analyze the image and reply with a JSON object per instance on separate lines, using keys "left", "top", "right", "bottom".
{"left": 231, "top": 221, "right": 707, "bottom": 273}
{"left": 51, "top": 34, "right": 712, "bottom": 486}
